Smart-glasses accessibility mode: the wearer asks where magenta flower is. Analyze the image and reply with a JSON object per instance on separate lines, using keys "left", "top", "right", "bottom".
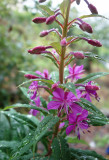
{"left": 29, "top": 96, "right": 41, "bottom": 116}
{"left": 35, "top": 69, "right": 50, "bottom": 80}
{"left": 67, "top": 64, "right": 85, "bottom": 81}
{"left": 28, "top": 81, "right": 38, "bottom": 100}
{"left": 47, "top": 88, "right": 78, "bottom": 115}
{"left": 66, "top": 109, "right": 89, "bottom": 139}
{"left": 79, "top": 81, "right": 100, "bottom": 102}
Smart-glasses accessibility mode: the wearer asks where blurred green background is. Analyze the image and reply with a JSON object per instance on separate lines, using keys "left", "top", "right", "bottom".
{"left": 0, "top": 0, "right": 109, "bottom": 110}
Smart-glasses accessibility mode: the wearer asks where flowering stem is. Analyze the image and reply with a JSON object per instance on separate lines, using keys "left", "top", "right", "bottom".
{"left": 59, "top": 0, "right": 71, "bottom": 84}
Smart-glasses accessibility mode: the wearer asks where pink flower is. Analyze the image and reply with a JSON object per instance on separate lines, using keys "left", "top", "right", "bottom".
{"left": 28, "top": 81, "right": 38, "bottom": 100}
{"left": 35, "top": 69, "right": 51, "bottom": 79}
{"left": 67, "top": 64, "right": 85, "bottom": 81}
{"left": 66, "top": 109, "right": 89, "bottom": 139}
{"left": 29, "top": 96, "right": 41, "bottom": 116}
{"left": 47, "top": 88, "right": 78, "bottom": 115}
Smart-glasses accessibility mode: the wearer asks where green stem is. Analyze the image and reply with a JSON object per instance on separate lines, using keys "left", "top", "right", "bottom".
{"left": 59, "top": 0, "right": 71, "bottom": 84}
{"left": 54, "top": 0, "right": 71, "bottom": 138}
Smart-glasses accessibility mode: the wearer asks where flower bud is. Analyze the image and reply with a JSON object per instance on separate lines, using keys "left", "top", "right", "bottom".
{"left": 40, "top": 30, "right": 49, "bottom": 37}
{"left": 24, "top": 74, "right": 38, "bottom": 79}
{"left": 72, "top": 52, "right": 85, "bottom": 59}
{"left": 85, "top": 85, "right": 100, "bottom": 91}
{"left": 80, "top": 22, "right": 93, "bottom": 33}
{"left": 28, "top": 46, "right": 46, "bottom": 54}
{"left": 88, "top": 39, "right": 102, "bottom": 47}
{"left": 60, "top": 38, "right": 67, "bottom": 46}
{"left": 32, "top": 17, "right": 46, "bottom": 24}
{"left": 46, "top": 15, "right": 56, "bottom": 25}
{"left": 52, "top": 83, "right": 58, "bottom": 90}
{"left": 39, "top": 0, "right": 46, "bottom": 3}
{"left": 88, "top": 4, "right": 98, "bottom": 14}
{"left": 76, "top": 0, "right": 81, "bottom": 5}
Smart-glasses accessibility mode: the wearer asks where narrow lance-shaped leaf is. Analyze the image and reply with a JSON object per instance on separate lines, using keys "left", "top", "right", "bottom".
{"left": 11, "top": 115, "right": 59, "bottom": 160}
{"left": 20, "top": 87, "right": 30, "bottom": 100}
{"left": 78, "top": 98, "right": 107, "bottom": 118}
{"left": 39, "top": 5, "right": 54, "bottom": 16}
{"left": 52, "top": 136, "right": 71, "bottom": 160}
{"left": 76, "top": 72, "right": 109, "bottom": 84}
{"left": 84, "top": 52, "right": 107, "bottom": 62}
{"left": 70, "top": 148, "right": 107, "bottom": 160}
{"left": 4, "top": 103, "right": 49, "bottom": 115}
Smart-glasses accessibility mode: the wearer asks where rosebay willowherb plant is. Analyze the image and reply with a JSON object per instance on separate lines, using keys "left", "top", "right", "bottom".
{"left": 3, "top": 0, "right": 109, "bottom": 159}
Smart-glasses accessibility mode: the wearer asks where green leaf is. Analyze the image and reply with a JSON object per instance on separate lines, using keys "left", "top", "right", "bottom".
{"left": 88, "top": 114, "right": 109, "bottom": 126}
{"left": 84, "top": 52, "right": 107, "bottom": 62}
{"left": 1, "top": 111, "right": 39, "bottom": 129}
{"left": 18, "top": 78, "right": 54, "bottom": 88}
{"left": 70, "top": 148, "right": 107, "bottom": 160}
{"left": 66, "top": 137, "right": 88, "bottom": 145}
{"left": 79, "top": 98, "right": 107, "bottom": 118}
{"left": 11, "top": 115, "right": 59, "bottom": 160}
{"left": 60, "top": 0, "right": 69, "bottom": 18}
{"left": 60, "top": 82, "right": 76, "bottom": 95}
{"left": 50, "top": 42, "right": 61, "bottom": 55}
{"left": 20, "top": 87, "right": 30, "bottom": 100}
{"left": 39, "top": 5, "right": 54, "bottom": 16}
{"left": 42, "top": 53, "right": 59, "bottom": 68}
{"left": 4, "top": 103, "right": 49, "bottom": 115}
{"left": 79, "top": 14, "right": 109, "bottom": 21}
{"left": 78, "top": 99, "right": 109, "bottom": 126}
{"left": 52, "top": 136, "right": 71, "bottom": 160}
{"left": 51, "top": 71, "right": 59, "bottom": 83}
{"left": 76, "top": 72, "right": 109, "bottom": 84}
{"left": 0, "top": 141, "right": 19, "bottom": 150}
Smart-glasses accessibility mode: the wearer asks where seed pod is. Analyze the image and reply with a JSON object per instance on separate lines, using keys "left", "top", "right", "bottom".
{"left": 40, "top": 30, "right": 49, "bottom": 37}
{"left": 80, "top": 22, "right": 93, "bottom": 33}
{"left": 32, "top": 17, "right": 46, "bottom": 24}
{"left": 39, "top": 0, "right": 46, "bottom": 3}
{"left": 46, "top": 15, "right": 56, "bottom": 25}
{"left": 88, "top": 3, "right": 98, "bottom": 14}
{"left": 85, "top": 85, "right": 100, "bottom": 91}
{"left": 24, "top": 74, "right": 38, "bottom": 79}
{"left": 73, "top": 52, "right": 85, "bottom": 59}
{"left": 28, "top": 46, "right": 46, "bottom": 54}
{"left": 88, "top": 39, "right": 102, "bottom": 47}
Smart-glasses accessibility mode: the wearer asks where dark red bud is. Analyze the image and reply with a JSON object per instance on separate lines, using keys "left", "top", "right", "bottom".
{"left": 88, "top": 39, "right": 102, "bottom": 47}
{"left": 81, "top": 22, "right": 93, "bottom": 33}
{"left": 32, "top": 17, "right": 46, "bottom": 24}
{"left": 88, "top": 4, "right": 98, "bottom": 14}
{"left": 85, "top": 85, "right": 100, "bottom": 91}
{"left": 24, "top": 74, "right": 38, "bottom": 79}
{"left": 28, "top": 46, "right": 46, "bottom": 54}
{"left": 39, "top": 0, "right": 46, "bottom": 3}
{"left": 40, "top": 30, "right": 49, "bottom": 37}
{"left": 73, "top": 52, "right": 85, "bottom": 59}
{"left": 60, "top": 38, "right": 67, "bottom": 46}
{"left": 46, "top": 15, "right": 56, "bottom": 25}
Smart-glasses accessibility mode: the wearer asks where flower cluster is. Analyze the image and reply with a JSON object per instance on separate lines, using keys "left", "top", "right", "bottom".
{"left": 25, "top": 0, "right": 102, "bottom": 139}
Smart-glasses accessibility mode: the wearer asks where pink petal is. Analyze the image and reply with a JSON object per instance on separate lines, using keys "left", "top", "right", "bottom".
{"left": 47, "top": 101, "right": 61, "bottom": 110}
{"left": 66, "top": 125, "right": 75, "bottom": 135}
{"left": 79, "top": 121, "right": 89, "bottom": 130}
{"left": 53, "top": 88, "right": 64, "bottom": 100}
